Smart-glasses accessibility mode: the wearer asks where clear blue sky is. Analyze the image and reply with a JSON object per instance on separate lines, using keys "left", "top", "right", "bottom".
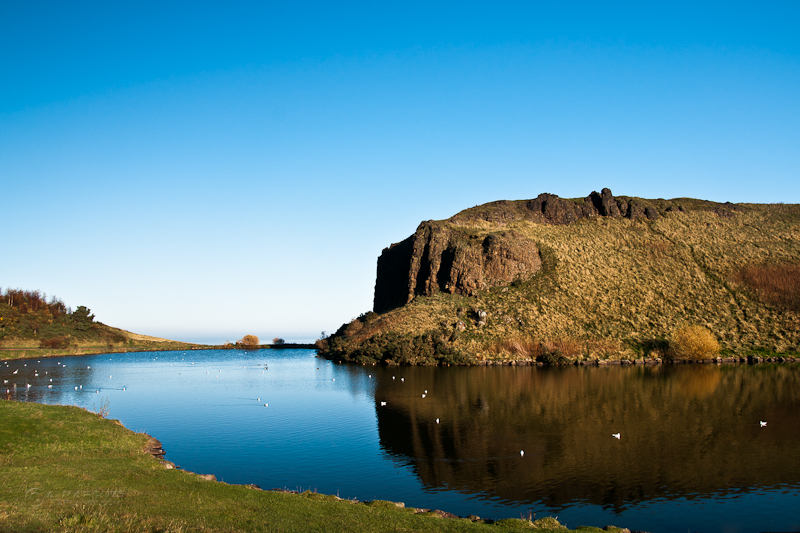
{"left": 2, "top": 2, "right": 799, "bottom": 343}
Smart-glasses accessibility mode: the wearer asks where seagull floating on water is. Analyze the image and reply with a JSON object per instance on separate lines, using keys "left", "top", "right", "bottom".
{"left": 519, "top": 450, "right": 525, "bottom": 457}
{"left": 435, "top": 418, "right": 440, "bottom": 424}
{"left": 380, "top": 401, "right": 387, "bottom": 406}
{"left": 760, "top": 421, "right": 767, "bottom": 427}
{"left": 421, "top": 393, "right": 426, "bottom": 398}
{"left": 612, "top": 433, "right": 621, "bottom": 440}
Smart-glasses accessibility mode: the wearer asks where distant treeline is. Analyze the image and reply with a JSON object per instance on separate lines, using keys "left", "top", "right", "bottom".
{"left": 1, "top": 288, "right": 98, "bottom": 344}
{"left": 1, "top": 288, "right": 68, "bottom": 315}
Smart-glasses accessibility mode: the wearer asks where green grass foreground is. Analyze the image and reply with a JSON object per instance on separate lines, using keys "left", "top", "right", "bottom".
{"left": 0, "top": 401, "right": 625, "bottom": 532}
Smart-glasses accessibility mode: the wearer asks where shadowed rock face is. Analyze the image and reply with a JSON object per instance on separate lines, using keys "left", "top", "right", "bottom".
{"left": 373, "top": 224, "right": 541, "bottom": 313}
{"left": 373, "top": 187, "right": 671, "bottom": 313}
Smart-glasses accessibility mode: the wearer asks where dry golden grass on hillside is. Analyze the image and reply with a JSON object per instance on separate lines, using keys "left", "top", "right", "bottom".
{"left": 327, "top": 203, "right": 800, "bottom": 362}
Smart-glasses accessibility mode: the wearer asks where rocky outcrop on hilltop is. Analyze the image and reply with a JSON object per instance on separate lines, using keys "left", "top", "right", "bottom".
{"left": 374, "top": 188, "right": 680, "bottom": 313}
{"left": 451, "top": 187, "right": 674, "bottom": 225}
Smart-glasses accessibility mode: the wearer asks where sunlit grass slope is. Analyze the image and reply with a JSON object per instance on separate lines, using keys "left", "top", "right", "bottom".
{"left": 0, "top": 401, "right": 617, "bottom": 532}
{"left": 322, "top": 200, "right": 800, "bottom": 364}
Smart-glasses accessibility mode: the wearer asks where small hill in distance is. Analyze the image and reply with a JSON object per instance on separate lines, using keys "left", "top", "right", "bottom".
{"left": 0, "top": 288, "right": 199, "bottom": 359}
{"left": 319, "top": 188, "right": 800, "bottom": 365}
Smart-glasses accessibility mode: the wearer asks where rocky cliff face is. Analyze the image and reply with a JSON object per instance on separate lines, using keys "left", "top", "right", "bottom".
{"left": 374, "top": 225, "right": 541, "bottom": 313}
{"left": 373, "top": 188, "right": 678, "bottom": 313}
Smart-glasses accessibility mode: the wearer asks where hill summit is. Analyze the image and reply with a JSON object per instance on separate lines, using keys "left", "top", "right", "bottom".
{"left": 320, "top": 188, "right": 800, "bottom": 365}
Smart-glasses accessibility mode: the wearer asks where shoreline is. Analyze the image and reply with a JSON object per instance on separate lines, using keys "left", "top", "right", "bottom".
{"left": 137, "top": 426, "right": 526, "bottom": 526}
{"left": 323, "top": 352, "right": 800, "bottom": 367}
{"left": 0, "top": 399, "right": 615, "bottom": 532}
{"left": 3, "top": 343, "right": 798, "bottom": 367}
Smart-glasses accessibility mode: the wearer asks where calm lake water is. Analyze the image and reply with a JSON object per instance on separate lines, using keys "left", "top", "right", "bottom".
{"left": 3, "top": 349, "right": 800, "bottom": 533}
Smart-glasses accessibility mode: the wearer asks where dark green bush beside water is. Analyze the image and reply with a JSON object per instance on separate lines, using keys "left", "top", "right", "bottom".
{"left": 320, "top": 329, "right": 470, "bottom": 366}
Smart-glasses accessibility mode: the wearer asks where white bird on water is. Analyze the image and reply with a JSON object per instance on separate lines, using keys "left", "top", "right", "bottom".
{"left": 380, "top": 401, "right": 387, "bottom": 406}
{"left": 421, "top": 393, "right": 426, "bottom": 398}
{"left": 435, "top": 418, "right": 440, "bottom": 424}
{"left": 612, "top": 433, "right": 621, "bottom": 440}
{"left": 519, "top": 450, "right": 525, "bottom": 457}
{"left": 264, "top": 403, "right": 269, "bottom": 407}
{"left": 760, "top": 421, "right": 767, "bottom": 427}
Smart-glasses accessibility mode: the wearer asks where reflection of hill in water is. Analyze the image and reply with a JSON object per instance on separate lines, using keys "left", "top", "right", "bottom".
{"left": 2, "top": 360, "right": 97, "bottom": 404}
{"left": 371, "top": 365, "right": 800, "bottom": 511}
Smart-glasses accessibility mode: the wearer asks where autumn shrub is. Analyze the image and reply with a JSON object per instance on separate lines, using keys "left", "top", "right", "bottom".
{"left": 669, "top": 325, "right": 720, "bottom": 360}
{"left": 492, "top": 334, "right": 538, "bottom": 357}
{"left": 545, "top": 338, "right": 584, "bottom": 359}
{"left": 237, "top": 335, "right": 260, "bottom": 349}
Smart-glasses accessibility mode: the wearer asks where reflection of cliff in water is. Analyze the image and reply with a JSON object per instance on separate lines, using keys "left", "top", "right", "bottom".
{"left": 372, "top": 365, "right": 800, "bottom": 511}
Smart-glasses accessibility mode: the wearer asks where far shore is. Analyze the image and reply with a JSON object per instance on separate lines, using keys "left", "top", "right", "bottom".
{"left": 3, "top": 341, "right": 797, "bottom": 368}
{"left": 0, "top": 342, "right": 317, "bottom": 362}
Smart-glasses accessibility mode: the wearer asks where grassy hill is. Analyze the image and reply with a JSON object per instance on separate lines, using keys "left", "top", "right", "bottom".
{"left": 319, "top": 191, "right": 800, "bottom": 365}
{"left": 0, "top": 289, "right": 199, "bottom": 359}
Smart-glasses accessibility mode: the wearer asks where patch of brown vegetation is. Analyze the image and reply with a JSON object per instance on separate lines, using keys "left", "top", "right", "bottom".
{"left": 735, "top": 262, "right": 800, "bottom": 311}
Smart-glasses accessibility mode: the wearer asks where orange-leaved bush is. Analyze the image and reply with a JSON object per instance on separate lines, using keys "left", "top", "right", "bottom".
{"left": 669, "top": 325, "right": 720, "bottom": 360}
{"left": 237, "top": 334, "right": 260, "bottom": 348}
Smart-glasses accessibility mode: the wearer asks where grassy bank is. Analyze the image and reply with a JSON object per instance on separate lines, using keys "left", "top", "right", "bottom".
{"left": 0, "top": 340, "right": 208, "bottom": 361}
{"left": 0, "top": 401, "right": 625, "bottom": 532}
